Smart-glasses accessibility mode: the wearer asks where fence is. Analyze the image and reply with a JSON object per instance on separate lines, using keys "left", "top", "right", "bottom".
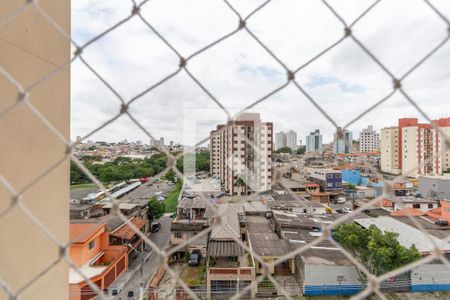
{"left": 1, "top": 0, "right": 450, "bottom": 300}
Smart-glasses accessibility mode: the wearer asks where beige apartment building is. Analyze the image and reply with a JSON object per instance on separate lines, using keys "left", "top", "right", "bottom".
{"left": 210, "top": 113, "right": 273, "bottom": 196}
{"left": 381, "top": 127, "right": 400, "bottom": 175}
{"left": 381, "top": 118, "right": 450, "bottom": 177}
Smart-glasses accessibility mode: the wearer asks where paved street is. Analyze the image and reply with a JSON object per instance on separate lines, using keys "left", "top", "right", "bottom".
{"left": 116, "top": 216, "right": 172, "bottom": 299}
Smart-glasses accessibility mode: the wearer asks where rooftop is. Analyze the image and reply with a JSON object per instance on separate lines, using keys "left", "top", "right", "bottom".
{"left": 110, "top": 217, "right": 146, "bottom": 240}
{"left": 208, "top": 240, "right": 244, "bottom": 257}
{"left": 246, "top": 215, "right": 293, "bottom": 257}
{"left": 101, "top": 202, "right": 139, "bottom": 210}
{"left": 70, "top": 223, "right": 104, "bottom": 244}
{"left": 242, "top": 201, "right": 271, "bottom": 214}
{"left": 210, "top": 203, "right": 241, "bottom": 240}
{"left": 272, "top": 210, "right": 319, "bottom": 229}
{"left": 177, "top": 197, "right": 209, "bottom": 209}
{"left": 281, "top": 228, "right": 353, "bottom": 266}
{"left": 387, "top": 196, "right": 439, "bottom": 204}
{"left": 355, "top": 216, "right": 450, "bottom": 254}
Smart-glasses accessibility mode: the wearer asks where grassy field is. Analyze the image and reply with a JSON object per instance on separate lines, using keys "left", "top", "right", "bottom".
{"left": 164, "top": 180, "right": 182, "bottom": 212}
{"left": 70, "top": 183, "right": 99, "bottom": 191}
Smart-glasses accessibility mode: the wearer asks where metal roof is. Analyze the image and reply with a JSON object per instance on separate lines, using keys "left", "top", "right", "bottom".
{"left": 249, "top": 233, "right": 293, "bottom": 257}
{"left": 208, "top": 240, "right": 244, "bottom": 257}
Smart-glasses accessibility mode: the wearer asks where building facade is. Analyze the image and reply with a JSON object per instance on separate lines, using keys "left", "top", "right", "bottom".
{"left": 381, "top": 127, "right": 401, "bottom": 175}
{"left": 286, "top": 130, "right": 298, "bottom": 149}
{"left": 381, "top": 118, "right": 450, "bottom": 176}
{"left": 305, "top": 130, "right": 323, "bottom": 153}
{"left": 275, "top": 131, "right": 287, "bottom": 150}
{"left": 333, "top": 128, "right": 353, "bottom": 154}
{"left": 359, "top": 125, "right": 380, "bottom": 152}
{"left": 210, "top": 113, "right": 273, "bottom": 196}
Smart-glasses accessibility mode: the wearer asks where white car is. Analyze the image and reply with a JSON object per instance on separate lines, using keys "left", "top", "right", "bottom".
{"left": 336, "top": 197, "right": 346, "bottom": 204}
{"left": 342, "top": 207, "right": 352, "bottom": 213}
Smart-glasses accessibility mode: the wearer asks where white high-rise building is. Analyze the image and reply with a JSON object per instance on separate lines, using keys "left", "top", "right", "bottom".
{"left": 286, "top": 130, "right": 298, "bottom": 149}
{"left": 305, "top": 130, "right": 323, "bottom": 153}
{"left": 359, "top": 125, "right": 380, "bottom": 152}
{"left": 275, "top": 131, "right": 286, "bottom": 150}
{"left": 210, "top": 113, "right": 273, "bottom": 196}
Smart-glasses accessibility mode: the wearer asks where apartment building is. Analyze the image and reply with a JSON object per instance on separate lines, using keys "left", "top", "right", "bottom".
{"left": 359, "top": 125, "right": 380, "bottom": 152}
{"left": 333, "top": 128, "right": 353, "bottom": 154}
{"left": 286, "top": 130, "right": 298, "bottom": 149}
{"left": 210, "top": 113, "right": 273, "bottom": 196}
{"left": 381, "top": 118, "right": 450, "bottom": 176}
{"left": 305, "top": 129, "right": 323, "bottom": 153}
{"left": 380, "top": 127, "right": 401, "bottom": 175}
{"left": 275, "top": 131, "right": 287, "bottom": 150}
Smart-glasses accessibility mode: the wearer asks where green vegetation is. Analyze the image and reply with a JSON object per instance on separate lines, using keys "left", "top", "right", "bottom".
{"left": 70, "top": 182, "right": 98, "bottom": 191}
{"left": 163, "top": 169, "right": 176, "bottom": 183}
{"left": 147, "top": 198, "right": 165, "bottom": 221}
{"left": 163, "top": 179, "right": 183, "bottom": 212}
{"left": 180, "top": 261, "right": 206, "bottom": 286}
{"left": 176, "top": 151, "right": 210, "bottom": 173}
{"left": 296, "top": 146, "right": 306, "bottom": 155}
{"left": 333, "top": 223, "right": 421, "bottom": 275}
{"left": 70, "top": 154, "right": 167, "bottom": 184}
{"left": 275, "top": 146, "right": 292, "bottom": 154}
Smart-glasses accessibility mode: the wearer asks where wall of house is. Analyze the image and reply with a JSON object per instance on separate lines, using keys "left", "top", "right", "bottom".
{"left": 393, "top": 202, "right": 438, "bottom": 211}
{"left": 0, "top": 1, "right": 70, "bottom": 299}
{"left": 411, "top": 263, "right": 450, "bottom": 292}
{"left": 70, "top": 232, "right": 104, "bottom": 267}
{"left": 341, "top": 169, "right": 361, "bottom": 185}
{"left": 418, "top": 176, "right": 450, "bottom": 199}
{"left": 302, "top": 263, "right": 363, "bottom": 296}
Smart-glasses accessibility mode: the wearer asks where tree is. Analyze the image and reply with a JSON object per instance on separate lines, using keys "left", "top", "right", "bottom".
{"left": 70, "top": 152, "right": 168, "bottom": 184}
{"left": 333, "top": 223, "right": 421, "bottom": 275}
{"left": 296, "top": 146, "right": 306, "bottom": 155}
{"left": 176, "top": 152, "right": 210, "bottom": 173}
{"left": 164, "top": 169, "right": 176, "bottom": 183}
{"left": 147, "top": 198, "right": 165, "bottom": 221}
{"left": 275, "top": 146, "right": 292, "bottom": 154}
{"left": 235, "top": 175, "right": 246, "bottom": 194}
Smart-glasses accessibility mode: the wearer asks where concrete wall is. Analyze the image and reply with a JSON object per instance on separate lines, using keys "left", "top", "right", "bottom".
{"left": 418, "top": 176, "right": 450, "bottom": 199}
{"left": 302, "top": 263, "right": 363, "bottom": 296}
{"left": 411, "top": 263, "right": 450, "bottom": 292}
{"left": 0, "top": 1, "right": 70, "bottom": 299}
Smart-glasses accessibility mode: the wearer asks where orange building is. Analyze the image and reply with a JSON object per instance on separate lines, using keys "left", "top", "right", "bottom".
{"left": 69, "top": 223, "right": 128, "bottom": 300}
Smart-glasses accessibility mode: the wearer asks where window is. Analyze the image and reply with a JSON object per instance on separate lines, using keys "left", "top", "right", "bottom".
{"left": 412, "top": 204, "right": 420, "bottom": 209}
{"left": 88, "top": 240, "right": 96, "bottom": 250}
{"left": 174, "top": 232, "right": 183, "bottom": 239}
{"left": 428, "top": 204, "right": 434, "bottom": 209}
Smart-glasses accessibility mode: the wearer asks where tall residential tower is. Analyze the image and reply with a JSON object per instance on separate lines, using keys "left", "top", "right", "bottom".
{"left": 210, "top": 113, "right": 273, "bottom": 196}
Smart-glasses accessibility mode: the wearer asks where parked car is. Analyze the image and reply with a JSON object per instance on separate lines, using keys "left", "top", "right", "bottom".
{"left": 342, "top": 207, "right": 352, "bottom": 214}
{"left": 151, "top": 221, "right": 161, "bottom": 233}
{"left": 335, "top": 197, "right": 346, "bottom": 204}
{"left": 435, "top": 219, "right": 449, "bottom": 227}
{"left": 188, "top": 250, "right": 202, "bottom": 267}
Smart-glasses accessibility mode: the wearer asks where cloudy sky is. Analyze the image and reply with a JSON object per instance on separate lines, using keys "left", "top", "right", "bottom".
{"left": 71, "top": 0, "right": 450, "bottom": 146}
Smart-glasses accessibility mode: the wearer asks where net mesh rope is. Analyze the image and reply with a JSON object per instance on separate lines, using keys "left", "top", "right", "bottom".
{"left": 1, "top": 0, "right": 450, "bottom": 299}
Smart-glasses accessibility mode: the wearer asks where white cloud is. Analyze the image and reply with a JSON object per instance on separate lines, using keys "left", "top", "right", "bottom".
{"left": 71, "top": 0, "right": 450, "bottom": 145}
